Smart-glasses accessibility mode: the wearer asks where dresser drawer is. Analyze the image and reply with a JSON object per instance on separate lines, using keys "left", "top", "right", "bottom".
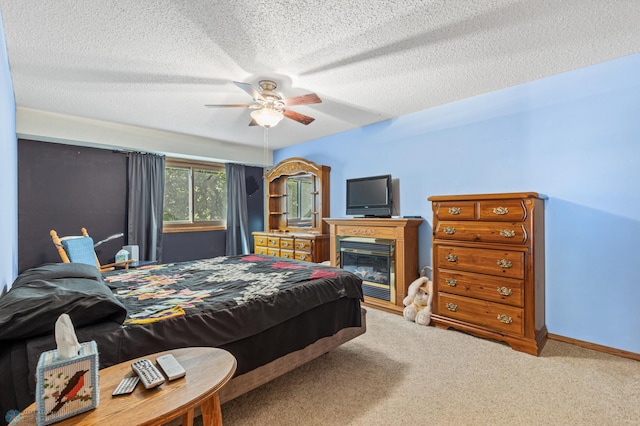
{"left": 267, "top": 248, "right": 280, "bottom": 257}
{"left": 434, "top": 201, "right": 476, "bottom": 220}
{"left": 295, "top": 252, "right": 313, "bottom": 262}
{"left": 267, "top": 237, "right": 280, "bottom": 248}
{"left": 294, "top": 237, "right": 313, "bottom": 262}
{"left": 436, "top": 245, "right": 524, "bottom": 279}
{"left": 294, "top": 238, "right": 313, "bottom": 252}
{"left": 255, "top": 246, "right": 269, "bottom": 255}
{"left": 437, "top": 269, "right": 524, "bottom": 307}
{"left": 254, "top": 235, "right": 268, "bottom": 247}
{"left": 434, "top": 221, "right": 528, "bottom": 245}
{"left": 279, "top": 238, "right": 294, "bottom": 249}
{"left": 438, "top": 293, "right": 524, "bottom": 335}
{"left": 478, "top": 200, "right": 527, "bottom": 222}
{"left": 280, "top": 249, "right": 295, "bottom": 259}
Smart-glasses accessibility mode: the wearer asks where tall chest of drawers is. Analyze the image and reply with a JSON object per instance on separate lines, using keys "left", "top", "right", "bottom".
{"left": 428, "top": 192, "right": 546, "bottom": 355}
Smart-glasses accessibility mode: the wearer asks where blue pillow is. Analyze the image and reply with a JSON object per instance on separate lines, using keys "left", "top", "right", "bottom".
{"left": 61, "top": 237, "right": 97, "bottom": 267}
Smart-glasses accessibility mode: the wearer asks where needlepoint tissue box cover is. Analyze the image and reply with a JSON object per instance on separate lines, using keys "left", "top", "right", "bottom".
{"left": 35, "top": 341, "right": 99, "bottom": 425}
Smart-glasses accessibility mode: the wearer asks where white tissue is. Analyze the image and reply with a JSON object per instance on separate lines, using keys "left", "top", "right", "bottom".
{"left": 54, "top": 314, "right": 82, "bottom": 359}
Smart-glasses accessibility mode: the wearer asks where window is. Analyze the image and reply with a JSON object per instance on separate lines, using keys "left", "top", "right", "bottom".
{"left": 163, "top": 159, "right": 226, "bottom": 232}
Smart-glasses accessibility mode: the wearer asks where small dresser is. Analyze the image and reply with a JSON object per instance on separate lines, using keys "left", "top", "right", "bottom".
{"left": 253, "top": 232, "right": 329, "bottom": 262}
{"left": 428, "top": 192, "right": 546, "bottom": 355}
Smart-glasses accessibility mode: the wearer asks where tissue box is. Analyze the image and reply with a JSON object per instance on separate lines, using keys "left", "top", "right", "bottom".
{"left": 36, "top": 341, "right": 99, "bottom": 425}
{"left": 123, "top": 245, "right": 139, "bottom": 262}
{"left": 115, "top": 249, "right": 129, "bottom": 263}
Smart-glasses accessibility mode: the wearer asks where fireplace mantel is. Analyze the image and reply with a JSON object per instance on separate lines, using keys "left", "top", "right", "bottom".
{"left": 324, "top": 218, "right": 423, "bottom": 314}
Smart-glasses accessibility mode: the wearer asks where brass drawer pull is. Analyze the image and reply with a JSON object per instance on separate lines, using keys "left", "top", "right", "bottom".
{"left": 448, "top": 207, "right": 461, "bottom": 215}
{"left": 493, "top": 206, "right": 509, "bottom": 215}
{"left": 299, "top": 254, "right": 307, "bottom": 260}
{"left": 497, "top": 259, "right": 512, "bottom": 268}
{"left": 282, "top": 241, "right": 289, "bottom": 247}
{"left": 258, "top": 239, "right": 264, "bottom": 244}
{"left": 269, "top": 239, "right": 277, "bottom": 244}
{"left": 443, "top": 227, "right": 456, "bottom": 235}
{"left": 445, "top": 303, "right": 458, "bottom": 312}
{"left": 298, "top": 243, "right": 307, "bottom": 248}
{"left": 445, "top": 278, "right": 458, "bottom": 287}
{"left": 497, "top": 287, "right": 512, "bottom": 296}
{"left": 283, "top": 253, "right": 290, "bottom": 258}
{"left": 500, "top": 229, "right": 516, "bottom": 238}
{"left": 497, "top": 314, "right": 513, "bottom": 324}
{"left": 446, "top": 254, "right": 458, "bottom": 262}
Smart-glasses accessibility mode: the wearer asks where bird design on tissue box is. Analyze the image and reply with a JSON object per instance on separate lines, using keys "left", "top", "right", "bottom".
{"left": 47, "top": 368, "right": 89, "bottom": 416}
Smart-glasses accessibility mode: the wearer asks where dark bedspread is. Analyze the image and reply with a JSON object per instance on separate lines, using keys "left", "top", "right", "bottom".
{"left": 0, "top": 255, "right": 363, "bottom": 425}
{"left": 102, "top": 254, "right": 362, "bottom": 342}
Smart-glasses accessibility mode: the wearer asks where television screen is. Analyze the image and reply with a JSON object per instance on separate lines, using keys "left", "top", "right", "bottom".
{"left": 346, "top": 174, "right": 392, "bottom": 217}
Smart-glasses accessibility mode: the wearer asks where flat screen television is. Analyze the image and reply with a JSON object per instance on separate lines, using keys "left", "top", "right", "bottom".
{"left": 346, "top": 174, "right": 392, "bottom": 217}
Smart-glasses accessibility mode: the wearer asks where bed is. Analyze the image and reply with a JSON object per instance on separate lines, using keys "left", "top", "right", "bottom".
{"left": 0, "top": 254, "right": 365, "bottom": 424}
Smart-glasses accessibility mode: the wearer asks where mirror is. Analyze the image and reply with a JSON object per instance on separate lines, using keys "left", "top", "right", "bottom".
{"left": 286, "top": 174, "right": 315, "bottom": 228}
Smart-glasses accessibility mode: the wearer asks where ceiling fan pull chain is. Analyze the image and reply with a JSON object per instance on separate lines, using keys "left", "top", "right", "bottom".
{"left": 264, "top": 126, "right": 269, "bottom": 169}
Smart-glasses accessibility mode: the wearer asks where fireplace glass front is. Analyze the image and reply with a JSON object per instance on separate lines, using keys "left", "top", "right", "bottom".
{"left": 339, "top": 237, "right": 395, "bottom": 303}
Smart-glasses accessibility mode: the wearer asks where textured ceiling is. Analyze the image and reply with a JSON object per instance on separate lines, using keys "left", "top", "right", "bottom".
{"left": 2, "top": 0, "right": 640, "bottom": 151}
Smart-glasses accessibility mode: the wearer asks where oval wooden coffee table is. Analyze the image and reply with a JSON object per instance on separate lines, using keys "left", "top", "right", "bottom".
{"left": 12, "top": 347, "right": 236, "bottom": 426}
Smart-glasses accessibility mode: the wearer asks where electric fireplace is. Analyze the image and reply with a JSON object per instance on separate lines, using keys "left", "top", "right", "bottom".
{"left": 338, "top": 237, "right": 396, "bottom": 303}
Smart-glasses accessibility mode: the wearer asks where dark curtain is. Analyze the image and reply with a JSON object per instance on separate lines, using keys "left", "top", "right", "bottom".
{"left": 127, "top": 152, "right": 165, "bottom": 262}
{"left": 225, "top": 163, "right": 250, "bottom": 255}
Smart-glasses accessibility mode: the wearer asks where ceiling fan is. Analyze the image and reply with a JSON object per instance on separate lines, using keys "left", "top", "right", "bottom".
{"left": 205, "top": 80, "right": 322, "bottom": 128}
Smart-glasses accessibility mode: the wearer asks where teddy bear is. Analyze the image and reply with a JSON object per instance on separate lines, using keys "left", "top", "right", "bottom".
{"left": 402, "top": 270, "right": 434, "bottom": 326}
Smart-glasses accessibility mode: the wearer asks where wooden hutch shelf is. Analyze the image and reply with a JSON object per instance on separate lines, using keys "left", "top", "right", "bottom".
{"left": 253, "top": 158, "right": 331, "bottom": 263}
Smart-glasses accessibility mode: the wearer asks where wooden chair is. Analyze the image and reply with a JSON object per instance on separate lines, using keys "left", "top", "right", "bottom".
{"left": 50, "top": 228, "right": 134, "bottom": 272}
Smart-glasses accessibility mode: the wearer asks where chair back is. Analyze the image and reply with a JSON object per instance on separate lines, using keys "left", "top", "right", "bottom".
{"left": 50, "top": 228, "right": 132, "bottom": 272}
{"left": 59, "top": 236, "right": 97, "bottom": 267}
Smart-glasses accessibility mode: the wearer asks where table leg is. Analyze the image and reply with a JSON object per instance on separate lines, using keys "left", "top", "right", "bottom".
{"left": 200, "top": 393, "right": 222, "bottom": 425}
{"left": 182, "top": 407, "right": 195, "bottom": 426}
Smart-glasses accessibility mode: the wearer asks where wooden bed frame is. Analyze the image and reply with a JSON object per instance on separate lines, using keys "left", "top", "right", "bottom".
{"left": 220, "top": 307, "right": 367, "bottom": 403}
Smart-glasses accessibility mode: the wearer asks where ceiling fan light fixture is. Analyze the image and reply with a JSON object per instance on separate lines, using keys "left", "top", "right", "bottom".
{"left": 251, "top": 108, "right": 284, "bottom": 128}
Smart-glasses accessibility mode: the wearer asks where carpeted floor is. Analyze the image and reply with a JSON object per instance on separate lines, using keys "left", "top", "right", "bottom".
{"left": 214, "top": 308, "right": 640, "bottom": 426}
{"left": 216, "top": 307, "right": 639, "bottom": 425}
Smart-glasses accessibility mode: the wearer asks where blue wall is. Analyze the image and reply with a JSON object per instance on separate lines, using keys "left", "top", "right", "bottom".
{"left": 0, "top": 10, "right": 18, "bottom": 294}
{"left": 275, "top": 53, "right": 640, "bottom": 354}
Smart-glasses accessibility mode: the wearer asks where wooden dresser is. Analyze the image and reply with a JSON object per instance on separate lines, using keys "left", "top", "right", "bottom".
{"left": 253, "top": 232, "right": 329, "bottom": 262}
{"left": 252, "top": 158, "right": 330, "bottom": 263}
{"left": 428, "top": 192, "right": 546, "bottom": 355}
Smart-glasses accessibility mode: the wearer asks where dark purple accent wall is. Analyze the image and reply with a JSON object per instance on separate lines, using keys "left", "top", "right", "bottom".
{"left": 18, "top": 140, "right": 127, "bottom": 272}
{"left": 17, "top": 139, "right": 264, "bottom": 273}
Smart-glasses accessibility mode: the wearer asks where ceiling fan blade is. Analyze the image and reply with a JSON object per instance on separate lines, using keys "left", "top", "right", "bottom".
{"left": 204, "top": 104, "right": 253, "bottom": 108}
{"left": 282, "top": 93, "right": 322, "bottom": 106}
{"left": 283, "top": 109, "right": 315, "bottom": 125}
{"left": 234, "top": 81, "right": 264, "bottom": 101}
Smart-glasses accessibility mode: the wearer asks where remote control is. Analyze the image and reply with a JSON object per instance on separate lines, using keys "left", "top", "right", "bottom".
{"left": 156, "top": 354, "right": 186, "bottom": 381}
{"left": 131, "top": 359, "right": 165, "bottom": 389}
{"left": 112, "top": 375, "right": 140, "bottom": 396}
